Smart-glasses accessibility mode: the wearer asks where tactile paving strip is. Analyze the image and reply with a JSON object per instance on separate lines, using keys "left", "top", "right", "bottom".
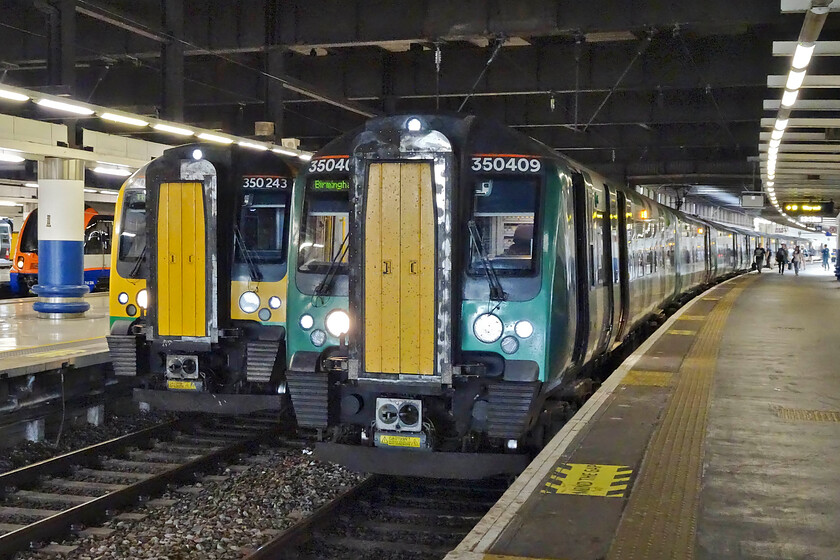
{"left": 607, "top": 275, "right": 756, "bottom": 560}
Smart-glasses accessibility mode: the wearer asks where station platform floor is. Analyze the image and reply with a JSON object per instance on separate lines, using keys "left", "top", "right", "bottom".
{"left": 0, "top": 292, "right": 110, "bottom": 378}
{"left": 449, "top": 266, "right": 840, "bottom": 560}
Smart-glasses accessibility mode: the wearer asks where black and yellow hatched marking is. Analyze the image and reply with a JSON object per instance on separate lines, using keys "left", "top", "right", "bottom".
{"left": 622, "top": 370, "right": 673, "bottom": 387}
{"left": 773, "top": 406, "right": 840, "bottom": 422}
{"left": 607, "top": 275, "right": 757, "bottom": 559}
{"left": 540, "top": 463, "right": 633, "bottom": 498}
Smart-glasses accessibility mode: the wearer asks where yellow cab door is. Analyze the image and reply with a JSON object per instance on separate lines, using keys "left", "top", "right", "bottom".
{"left": 364, "top": 162, "right": 435, "bottom": 375}
{"left": 157, "top": 182, "right": 206, "bottom": 337}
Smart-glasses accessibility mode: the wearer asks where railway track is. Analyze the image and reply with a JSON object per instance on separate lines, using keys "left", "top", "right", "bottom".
{"left": 246, "top": 475, "right": 510, "bottom": 560}
{"left": 0, "top": 414, "right": 285, "bottom": 558}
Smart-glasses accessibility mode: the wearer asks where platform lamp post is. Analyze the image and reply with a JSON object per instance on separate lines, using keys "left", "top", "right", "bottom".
{"left": 32, "top": 157, "right": 90, "bottom": 318}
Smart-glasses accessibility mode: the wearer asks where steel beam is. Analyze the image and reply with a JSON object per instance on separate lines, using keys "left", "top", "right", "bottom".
{"left": 161, "top": 0, "right": 184, "bottom": 121}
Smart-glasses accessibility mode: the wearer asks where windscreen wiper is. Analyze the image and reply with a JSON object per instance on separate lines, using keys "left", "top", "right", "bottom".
{"left": 468, "top": 220, "right": 506, "bottom": 301}
{"left": 314, "top": 233, "right": 350, "bottom": 296}
{"left": 129, "top": 243, "right": 147, "bottom": 278}
{"left": 234, "top": 226, "right": 263, "bottom": 282}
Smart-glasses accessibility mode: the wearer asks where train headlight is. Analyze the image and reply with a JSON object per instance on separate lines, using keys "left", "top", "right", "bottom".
{"left": 238, "top": 291, "right": 260, "bottom": 313}
{"left": 268, "top": 296, "right": 281, "bottom": 309}
{"left": 310, "top": 329, "right": 327, "bottom": 347}
{"left": 501, "top": 336, "right": 519, "bottom": 355}
{"left": 325, "top": 310, "right": 350, "bottom": 337}
{"left": 515, "top": 320, "right": 534, "bottom": 339}
{"left": 299, "top": 314, "right": 314, "bottom": 330}
{"left": 137, "top": 289, "right": 148, "bottom": 309}
{"left": 473, "top": 313, "right": 503, "bottom": 343}
{"left": 118, "top": 292, "right": 129, "bottom": 304}
{"left": 16, "top": 257, "right": 23, "bottom": 268}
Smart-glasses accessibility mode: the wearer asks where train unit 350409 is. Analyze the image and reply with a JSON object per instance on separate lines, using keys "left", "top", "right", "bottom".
{"left": 107, "top": 144, "right": 300, "bottom": 413}
{"left": 283, "top": 114, "right": 775, "bottom": 478}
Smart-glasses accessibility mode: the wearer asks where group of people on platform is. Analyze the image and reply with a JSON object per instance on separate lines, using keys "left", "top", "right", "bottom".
{"left": 752, "top": 243, "right": 831, "bottom": 276}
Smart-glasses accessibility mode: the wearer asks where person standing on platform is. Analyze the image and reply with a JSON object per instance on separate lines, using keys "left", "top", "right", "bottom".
{"left": 766, "top": 246, "right": 773, "bottom": 269}
{"left": 822, "top": 244, "right": 830, "bottom": 270}
{"left": 776, "top": 244, "right": 789, "bottom": 274}
{"left": 792, "top": 246, "right": 804, "bottom": 276}
{"left": 753, "top": 245, "right": 766, "bottom": 273}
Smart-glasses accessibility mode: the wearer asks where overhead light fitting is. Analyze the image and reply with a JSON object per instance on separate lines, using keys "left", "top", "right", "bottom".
{"left": 792, "top": 43, "right": 816, "bottom": 70}
{"left": 0, "top": 151, "right": 25, "bottom": 163}
{"left": 774, "top": 118, "right": 789, "bottom": 131}
{"left": 238, "top": 141, "right": 269, "bottom": 151}
{"left": 781, "top": 89, "right": 799, "bottom": 108}
{"left": 153, "top": 123, "right": 194, "bottom": 136}
{"left": 84, "top": 188, "right": 98, "bottom": 193}
{"left": 24, "top": 182, "right": 38, "bottom": 188}
{"left": 100, "top": 112, "right": 149, "bottom": 127}
{"left": 769, "top": 138, "right": 781, "bottom": 149}
{"left": 36, "top": 98, "right": 94, "bottom": 115}
{"left": 786, "top": 69, "right": 807, "bottom": 91}
{"left": 298, "top": 153, "right": 312, "bottom": 161}
{"left": 197, "top": 132, "right": 233, "bottom": 144}
{"left": 0, "top": 201, "right": 22, "bottom": 207}
{"left": 771, "top": 129, "right": 784, "bottom": 141}
{"left": 93, "top": 166, "right": 132, "bottom": 177}
{"left": 271, "top": 147, "right": 297, "bottom": 157}
{"left": 0, "top": 89, "right": 29, "bottom": 102}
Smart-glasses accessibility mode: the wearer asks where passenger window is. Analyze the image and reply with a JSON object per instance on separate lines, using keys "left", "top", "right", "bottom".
{"left": 116, "top": 188, "right": 147, "bottom": 278}
{"left": 298, "top": 183, "right": 350, "bottom": 274}
{"left": 84, "top": 217, "right": 112, "bottom": 255}
{"left": 236, "top": 191, "right": 288, "bottom": 265}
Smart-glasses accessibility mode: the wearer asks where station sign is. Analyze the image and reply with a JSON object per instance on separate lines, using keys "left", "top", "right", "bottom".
{"left": 781, "top": 201, "right": 835, "bottom": 217}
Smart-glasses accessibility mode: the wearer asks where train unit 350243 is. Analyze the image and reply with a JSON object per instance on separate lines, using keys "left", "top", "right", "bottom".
{"left": 283, "top": 114, "right": 773, "bottom": 478}
{"left": 107, "top": 144, "right": 300, "bottom": 413}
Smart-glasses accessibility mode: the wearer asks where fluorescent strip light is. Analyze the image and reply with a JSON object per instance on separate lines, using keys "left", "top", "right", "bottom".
{"left": 101, "top": 112, "right": 148, "bottom": 127}
{"left": 774, "top": 118, "right": 789, "bottom": 131}
{"left": 93, "top": 166, "right": 132, "bottom": 177}
{"left": 198, "top": 132, "right": 233, "bottom": 144}
{"left": 771, "top": 129, "right": 784, "bottom": 141}
{"left": 153, "top": 123, "right": 194, "bottom": 136}
{"left": 786, "top": 69, "right": 806, "bottom": 91}
{"left": 95, "top": 160, "right": 131, "bottom": 168}
{"left": 0, "top": 201, "right": 21, "bottom": 207}
{"left": 792, "top": 43, "right": 815, "bottom": 70}
{"left": 84, "top": 188, "right": 98, "bottom": 193}
{"left": 0, "top": 152, "right": 25, "bottom": 163}
{"left": 298, "top": 153, "right": 312, "bottom": 161}
{"left": 768, "top": 147, "right": 779, "bottom": 157}
{"left": 0, "top": 89, "right": 29, "bottom": 102}
{"left": 36, "top": 98, "right": 94, "bottom": 115}
{"left": 271, "top": 147, "right": 297, "bottom": 157}
{"left": 24, "top": 182, "right": 38, "bottom": 188}
{"left": 238, "top": 141, "right": 269, "bottom": 151}
{"left": 781, "top": 89, "right": 799, "bottom": 108}
{"left": 98, "top": 189, "right": 119, "bottom": 195}
{"left": 768, "top": 173, "right": 775, "bottom": 180}
{"left": 769, "top": 138, "right": 781, "bottom": 148}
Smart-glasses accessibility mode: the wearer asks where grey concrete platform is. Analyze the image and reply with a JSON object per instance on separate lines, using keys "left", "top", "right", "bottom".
{"left": 0, "top": 292, "right": 110, "bottom": 378}
{"left": 447, "top": 267, "right": 840, "bottom": 560}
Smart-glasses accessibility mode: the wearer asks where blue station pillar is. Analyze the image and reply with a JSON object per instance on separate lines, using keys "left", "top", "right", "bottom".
{"left": 32, "top": 158, "right": 90, "bottom": 318}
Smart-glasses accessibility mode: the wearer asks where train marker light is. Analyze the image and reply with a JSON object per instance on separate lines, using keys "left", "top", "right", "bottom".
{"left": 515, "top": 320, "right": 534, "bottom": 338}
{"left": 310, "top": 329, "right": 327, "bottom": 347}
{"left": 118, "top": 292, "right": 129, "bottom": 304}
{"left": 407, "top": 118, "right": 422, "bottom": 131}
{"left": 501, "top": 336, "right": 519, "bottom": 355}
{"left": 269, "top": 296, "right": 281, "bottom": 309}
{"left": 192, "top": 149, "right": 203, "bottom": 160}
{"left": 300, "top": 314, "right": 314, "bottom": 330}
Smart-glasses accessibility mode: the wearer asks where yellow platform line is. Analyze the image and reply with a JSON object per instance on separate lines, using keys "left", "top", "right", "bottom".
{"left": 607, "top": 274, "right": 756, "bottom": 560}
{"left": 677, "top": 315, "right": 706, "bottom": 321}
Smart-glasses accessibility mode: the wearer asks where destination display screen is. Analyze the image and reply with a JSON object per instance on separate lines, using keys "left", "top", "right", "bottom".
{"left": 310, "top": 178, "right": 350, "bottom": 191}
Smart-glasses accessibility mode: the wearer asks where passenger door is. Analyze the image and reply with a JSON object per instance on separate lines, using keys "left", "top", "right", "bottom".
{"left": 363, "top": 162, "right": 436, "bottom": 375}
{"left": 156, "top": 182, "right": 206, "bottom": 337}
